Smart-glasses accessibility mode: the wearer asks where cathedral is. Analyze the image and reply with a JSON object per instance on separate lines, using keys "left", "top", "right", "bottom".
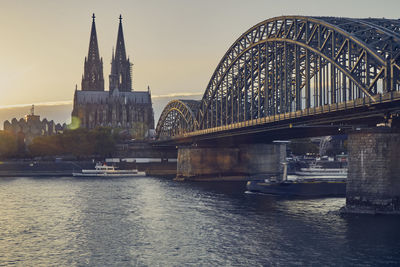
{"left": 72, "top": 14, "right": 154, "bottom": 138}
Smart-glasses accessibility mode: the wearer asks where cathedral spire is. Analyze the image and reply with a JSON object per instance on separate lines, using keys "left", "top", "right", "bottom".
{"left": 115, "top": 14, "right": 127, "bottom": 65}
{"left": 109, "top": 14, "right": 132, "bottom": 93}
{"left": 82, "top": 13, "right": 104, "bottom": 91}
{"left": 88, "top": 13, "right": 100, "bottom": 65}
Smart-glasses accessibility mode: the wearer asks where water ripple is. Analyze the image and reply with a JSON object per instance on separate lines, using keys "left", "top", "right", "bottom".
{"left": 0, "top": 177, "right": 399, "bottom": 266}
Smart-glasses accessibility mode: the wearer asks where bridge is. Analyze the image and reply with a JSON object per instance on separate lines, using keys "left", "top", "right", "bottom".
{"left": 157, "top": 16, "right": 400, "bottom": 144}
{"left": 155, "top": 16, "right": 400, "bottom": 214}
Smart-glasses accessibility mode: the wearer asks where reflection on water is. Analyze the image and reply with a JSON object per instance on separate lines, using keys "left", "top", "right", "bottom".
{"left": 0, "top": 177, "right": 399, "bottom": 266}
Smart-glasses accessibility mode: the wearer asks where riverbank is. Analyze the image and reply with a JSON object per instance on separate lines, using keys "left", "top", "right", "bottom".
{"left": 0, "top": 160, "right": 177, "bottom": 177}
{"left": 0, "top": 160, "right": 95, "bottom": 177}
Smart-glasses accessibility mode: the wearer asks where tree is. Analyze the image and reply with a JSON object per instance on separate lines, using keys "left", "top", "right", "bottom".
{"left": 91, "top": 127, "right": 116, "bottom": 157}
{"left": 60, "top": 128, "right": 94, "bottom": 158}
{"left": 29, "top": 135, "right": 62, "bottom": 156}
{"left": 0, "top": 131, "right": 18, "bottom": 158}
{"left": 27, "top": 127, "right": 117, "bottom": 159}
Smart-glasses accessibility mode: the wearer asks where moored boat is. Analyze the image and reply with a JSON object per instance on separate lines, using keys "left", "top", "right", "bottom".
{"left": 246, "top": 163, "right": 346, "bottom": 196}
{"left": 291, "top": 164, "right": 347, "bottom": 179}
{"left": 73, "top": 163, "right": 145, "bottom": 177}
{"left": 246, "top": 178, "right": 346, "bottom": 196}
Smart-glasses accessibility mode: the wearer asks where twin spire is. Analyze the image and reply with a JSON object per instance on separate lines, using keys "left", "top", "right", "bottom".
{"left": 81, "top": 13, "right": 104, "bottom": 91}
{"left": 110, "top": 14, "right": 132, "bottom": 92}
{"left": 88, "top": 13, "right": 100, "bottom": 63}
{"left": 81, "top": 14, "right": 132, "bottom": 93}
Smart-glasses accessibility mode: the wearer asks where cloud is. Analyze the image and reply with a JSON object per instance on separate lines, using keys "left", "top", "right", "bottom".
{"left": 152, "top": 92, "right": 203, "bottom": 99}
{"left": 0, "top": 100, "right": 72, "bottom": 110}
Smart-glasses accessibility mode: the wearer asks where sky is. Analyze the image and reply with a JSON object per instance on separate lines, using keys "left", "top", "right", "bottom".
{"left": 0, "top": 0, "right": 400, "bottom": 108}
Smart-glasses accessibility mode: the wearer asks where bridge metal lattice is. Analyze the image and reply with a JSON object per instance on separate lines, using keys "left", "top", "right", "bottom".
{"left": 156, "top": 100, "right": 200, "bottom": 138}
{"left": 156, "top": 16, "right": 400, "bottom": 140}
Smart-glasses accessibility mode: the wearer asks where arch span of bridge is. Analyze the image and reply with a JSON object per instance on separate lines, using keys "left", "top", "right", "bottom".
{"left": 156, "top": 16, "right": 400, "bottom": 141}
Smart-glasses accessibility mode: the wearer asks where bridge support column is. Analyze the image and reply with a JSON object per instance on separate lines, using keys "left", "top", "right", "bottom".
{"left": 176, "top": 143, "right": 285, "bottom": 181}
{"left": 342, "top": 128, "right": 400, "bottom": 214}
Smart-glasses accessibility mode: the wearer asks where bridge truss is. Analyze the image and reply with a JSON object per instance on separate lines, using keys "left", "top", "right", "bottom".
{"left": 156, "top": 16, "right": 400, "bottom": 140}
{"left": 156, "top": 100, "right": 200, "bottom": 137}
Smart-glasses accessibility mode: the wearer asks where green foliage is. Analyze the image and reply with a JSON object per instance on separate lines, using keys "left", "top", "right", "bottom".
{"left": 91, "top": 127, "right": 115, "bottom": 157}
{"left": 0, "top": 131, "right": 18, "bottom": 158}
{"left": 59, "top": 128, "right": 94, "bottom": 157}
{"left": 29, "top": 135, "right": 63, "bottom": 156}
{"left": 28, "top": 127, "right": 117, "bottom": 158}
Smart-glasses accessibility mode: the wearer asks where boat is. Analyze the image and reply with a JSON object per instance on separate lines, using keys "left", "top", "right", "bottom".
{"left": 72, "top": 163, "right": 145, "bottom": 177}
{"left": 246, "top": 178, "right": 346, "bottom": 196}
{"left": 246, "top": 163, "right": 346, "bottom": 196}
{"left": 289, "top": 164, "right": 347, "bottom": 180}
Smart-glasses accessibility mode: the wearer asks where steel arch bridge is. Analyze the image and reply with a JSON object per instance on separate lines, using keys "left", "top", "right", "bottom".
{"left": 156, "top": 16, "right": 400, "bottom": 141}
{"left": 156, "top": 100, "right": 200, "bottom": 137}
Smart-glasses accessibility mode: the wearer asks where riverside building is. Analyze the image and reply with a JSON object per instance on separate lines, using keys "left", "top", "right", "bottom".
{"left": 3, "top": 105, "right": 65, "bottom": 144}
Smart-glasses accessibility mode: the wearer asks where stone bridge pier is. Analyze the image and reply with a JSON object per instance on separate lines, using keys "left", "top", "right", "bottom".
{"left": 176, "top": 143, "right": 286, "bottom": 181}
{"left": 343, "top": 128, "right": 400, "bottom": 214}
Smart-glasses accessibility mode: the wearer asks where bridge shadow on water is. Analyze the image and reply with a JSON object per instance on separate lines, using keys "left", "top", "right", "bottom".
{"left": 163, "top": 177, "right": 400, "bottom": 265}
{"left": 172, "top": 178, "right": 346, "bottom": 211}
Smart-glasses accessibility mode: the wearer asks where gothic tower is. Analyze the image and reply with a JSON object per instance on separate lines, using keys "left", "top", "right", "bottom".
{"left": 109, "top": 15, "right": 132, "bottom": 93}
{"left": 81, "top": 14, "right": 104, "bottom": 91}
{"left": 73, "top": 14, "right": 154, "bottom": 136}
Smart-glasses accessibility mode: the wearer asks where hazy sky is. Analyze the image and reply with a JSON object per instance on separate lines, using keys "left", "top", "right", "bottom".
{"left": 1, "top": 0, "right": 400, "bottom": 106}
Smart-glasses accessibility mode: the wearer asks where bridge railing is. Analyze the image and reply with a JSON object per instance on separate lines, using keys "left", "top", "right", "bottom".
{"left": 160, "top": 90, "right": 400, "bottom": 140}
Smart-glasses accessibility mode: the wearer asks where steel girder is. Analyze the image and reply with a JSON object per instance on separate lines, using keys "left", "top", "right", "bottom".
{"left": 155, "top": 16, "right": 400, "bottom": 139}
{"left": 197, "top": 16, "right": 400, "bottom": 130}
{"left": 156, "top": 100, "right": 200, "bottom": 140}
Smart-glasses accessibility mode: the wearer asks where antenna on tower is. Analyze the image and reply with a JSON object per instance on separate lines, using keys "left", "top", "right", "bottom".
{"left": 31, "top": 104, "right": 34, "bottom": 116}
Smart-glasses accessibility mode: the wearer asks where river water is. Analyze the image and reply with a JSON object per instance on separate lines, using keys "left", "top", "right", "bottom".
{"left": 0, "top": 176, "right": 399, "bottom": 266}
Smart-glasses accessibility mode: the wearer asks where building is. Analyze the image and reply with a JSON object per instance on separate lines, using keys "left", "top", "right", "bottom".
{"left": 72, "top": 14, "right": 154, "bottom": 138}
{"left": 3, "top": 105, "right": 65, "bottom": 144}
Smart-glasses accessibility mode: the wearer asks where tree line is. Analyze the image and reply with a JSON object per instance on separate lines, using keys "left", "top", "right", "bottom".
{"left": 0, "top": 127, "right": 121, "bottom": 159}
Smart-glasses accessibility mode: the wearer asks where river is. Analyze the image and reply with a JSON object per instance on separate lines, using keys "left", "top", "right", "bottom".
{"left": 0, "top": 176, "right": 399, "bottom": 266}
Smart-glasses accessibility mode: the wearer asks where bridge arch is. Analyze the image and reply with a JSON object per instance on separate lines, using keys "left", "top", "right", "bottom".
{"left": 156, "top": 100, "right": 200, "bottom": 139}
{"left": 156, "top": 16, "right": 400, "bottom": 138}
{"left": 197, "top": 16, "right": 400, "bottom": 129}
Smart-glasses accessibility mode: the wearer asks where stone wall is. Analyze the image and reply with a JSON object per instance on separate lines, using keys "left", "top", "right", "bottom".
{"left": 176, "top": 144, "right": 285, "bottom": 181}
{"left": 114, "top": 141, "right": 177, "bottom": 159}
{"left": 344, "top": 128, "right": 400, "bottom": 214}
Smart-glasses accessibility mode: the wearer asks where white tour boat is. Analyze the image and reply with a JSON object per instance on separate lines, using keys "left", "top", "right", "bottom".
{"left": 288, "top": 164, "right": 347, "bottom": 180}
{"left": 73, "top": 163, "right": 145, "bottom": 177}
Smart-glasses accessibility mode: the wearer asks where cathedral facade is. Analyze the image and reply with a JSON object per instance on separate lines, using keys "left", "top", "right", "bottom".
{"left": 72, "top": 14, "right": 154, "bottom": 138}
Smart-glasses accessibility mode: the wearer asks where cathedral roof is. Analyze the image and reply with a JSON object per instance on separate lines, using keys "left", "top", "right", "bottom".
{"left": 74, "top": 90, "right": 151, "bottom": 104}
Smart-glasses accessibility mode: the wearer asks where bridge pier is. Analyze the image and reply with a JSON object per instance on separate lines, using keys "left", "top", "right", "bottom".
{"left": 342, "top": 128, "right": 400, "bottom": 214}
{"left": 176, "top": 143, "right": 285, "bottom": 181}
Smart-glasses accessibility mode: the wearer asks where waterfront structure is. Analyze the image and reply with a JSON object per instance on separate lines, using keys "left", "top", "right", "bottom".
{"left": 155, "top": 16, "right": 400, "bottom": 214}
{"left": 72, "top": 14, "right": 154, "bottom": 138}
{"left": 3, "top": 105, "right": 65, "bottom": 144}
{"left": 157, "top": 16, "right": 400, "bottom": 140}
